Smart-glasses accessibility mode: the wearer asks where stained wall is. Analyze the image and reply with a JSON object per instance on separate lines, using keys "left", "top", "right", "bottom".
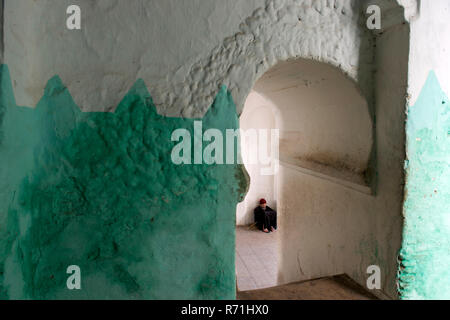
{"left": 399, "top": 0, "right": 450, "bottom": 300}
{"left": 0, "top": 0, "right": 417, "bottom": 299}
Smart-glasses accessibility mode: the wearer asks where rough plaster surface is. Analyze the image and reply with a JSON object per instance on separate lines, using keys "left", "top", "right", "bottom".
{"left": 254, "top": 59, "right": 373, "bottom": 179}
{"left": 367, "top": 20, "right": 410, "bottom": 299}
{"left": 275, "top": 15, "right": 409, "bottom": 300}
{"left": 0, "top": 1, "right": 3, "bottom": 63}
{"left": 399, "top": 72, "right": 450, "bottom": 299}
{"left": 408, "top": 0, "right": 450, "bottom": 104}
{"left": 0, "top": 65, "right": 247, "bottom": 299}
{"left": 3, "top": 0, "right": 375, "bottom": 117}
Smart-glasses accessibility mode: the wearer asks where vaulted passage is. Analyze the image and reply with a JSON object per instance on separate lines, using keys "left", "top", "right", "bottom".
{"left": 236, "top": 59, "right": 377, "bottom": 296}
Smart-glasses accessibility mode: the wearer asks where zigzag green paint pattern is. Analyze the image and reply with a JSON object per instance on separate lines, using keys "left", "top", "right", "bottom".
{"left": 398, "top": 71, "right": 450, "bottom": 299}
{"left": 0, "top": 64, "right": 247, "bottom": 299}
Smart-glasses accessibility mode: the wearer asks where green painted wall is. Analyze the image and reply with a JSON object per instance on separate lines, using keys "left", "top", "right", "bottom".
{"left": 0, "top": 64, "right": 247, "bottom": 299}
{"left": 399, "top": 71, "right": 450, "bottom": 299}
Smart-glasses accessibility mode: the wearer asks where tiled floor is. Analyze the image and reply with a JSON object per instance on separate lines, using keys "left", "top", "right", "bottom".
{"left": 236, "top": 225, "right": 279, "bottom": 291}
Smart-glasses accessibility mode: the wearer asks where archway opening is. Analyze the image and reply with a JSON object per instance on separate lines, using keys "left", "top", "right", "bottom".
{"left": 235, "top": 58, "right": 375, "bottom": 298}
{"left": 235, "top": 91, "right": 280, "bottom": 291}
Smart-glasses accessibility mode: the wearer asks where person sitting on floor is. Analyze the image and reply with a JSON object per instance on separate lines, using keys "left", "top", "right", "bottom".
{"left": 254, "top": 198, "right": 277, "bottom": 233}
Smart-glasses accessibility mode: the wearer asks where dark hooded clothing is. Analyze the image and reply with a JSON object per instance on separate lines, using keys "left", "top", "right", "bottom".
{"left": 254, "top": 206, "right": 277, "bottom": 231}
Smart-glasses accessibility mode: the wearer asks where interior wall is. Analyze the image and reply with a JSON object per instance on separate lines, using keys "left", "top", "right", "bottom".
{"left": 0, "top": 69, "right": 247, "bottom": 299}
{"left": 0, "top": 0, "right": 412, "bottom": 299}
{"left": 255, "top": 60, "right": 373, "bottom": 185}
{"left": 250, "top": 49, "right": 407, "bottom": 300}
{"left": 236, "top": 91, "right": 278, "bottom": 226}
{"left": 349, "top": 17, "right": 410, "bottom": 300}
{"left": 399, "top": 0, "right": 450, "bottom": 299}
{"left": 0, "top": 0, "right": 3, "bottom": 64}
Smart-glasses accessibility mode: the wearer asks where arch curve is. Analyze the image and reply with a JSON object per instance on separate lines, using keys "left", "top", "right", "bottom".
{"left": 161, "top": 0, "right": 376, "bottom": 118}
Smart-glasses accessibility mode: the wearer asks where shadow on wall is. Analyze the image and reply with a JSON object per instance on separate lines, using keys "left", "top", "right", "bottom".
{"left": 253, "top": 59, "right": 374, "bottom": 190}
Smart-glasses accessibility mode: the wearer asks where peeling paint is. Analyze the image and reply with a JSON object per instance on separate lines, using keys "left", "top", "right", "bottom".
{"left": 399, "top": 71, "right": 450, "bottom": 300}
{"left": 0, "top": 64, "right": 246, "bottom": 299}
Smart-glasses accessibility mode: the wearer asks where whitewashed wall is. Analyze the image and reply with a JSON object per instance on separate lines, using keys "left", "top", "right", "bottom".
{"left": 236, "top": 91, "right": 278, "bottom": 226}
